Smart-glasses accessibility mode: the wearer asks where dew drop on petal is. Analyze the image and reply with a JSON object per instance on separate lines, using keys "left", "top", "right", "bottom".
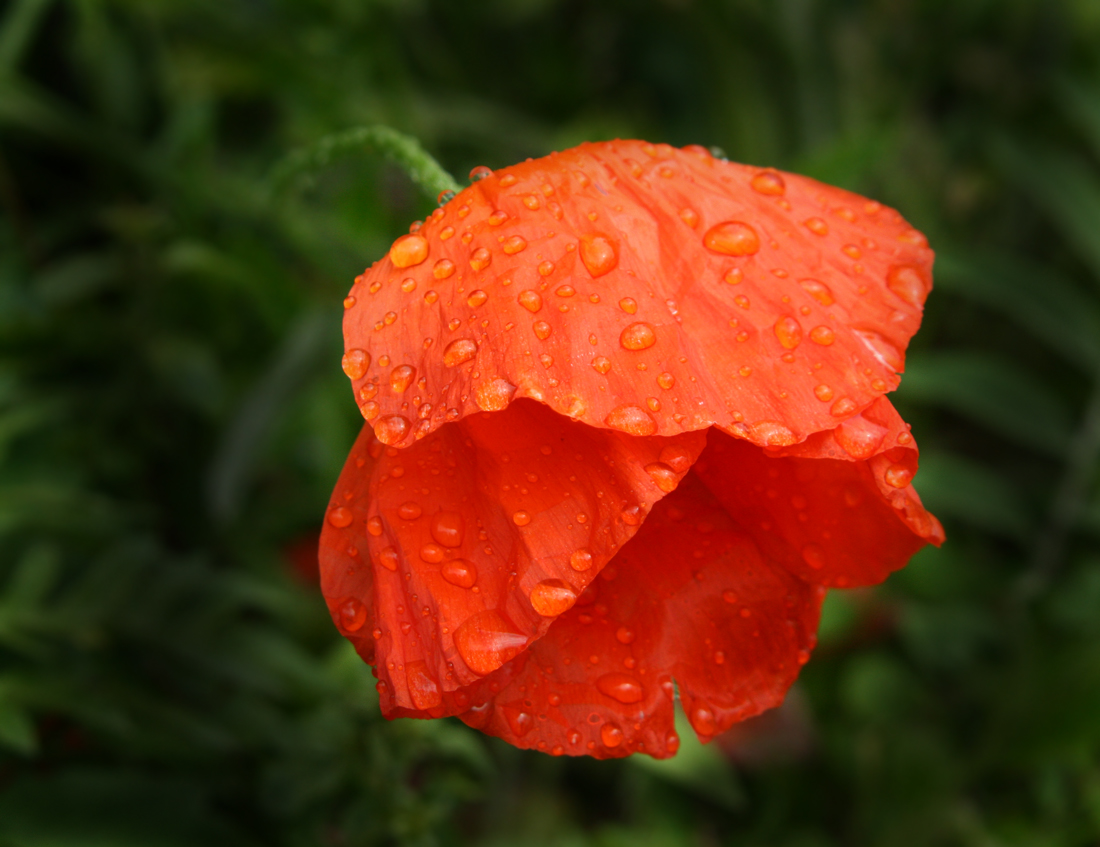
{"left": 406, "top": 661, "right": 442, "bottom": 710}
{"left": 678, "top": 207, "right": 699, "bottom": 227}
{"left": 453, "top": 610, "right": 527, "bottom": 675}
{"left": 809, "top": 326, "right": 835, "bottom": 345}
{"left": 645, "top": 462, "right": 679, "bottom": 493}
{"left": 431, "top": 511, "right": 464, "bottom": 547}
{"left": 619, "top": 297, "right": 638, "bottom": 314}
{"left": 657, "top": 372, "right": 675, "bottom": 389}
{"left": 342, "top": 349, "right": 371, "bottom": 379}
{"left": 377, "top": 546, "right": 399, "bottom": 571}
{"left": 390, "top": 365, "right": 416, "bottom": 392}
{"left": 397, "top": 501, "right": 422, "bottom": 520}
{"left": 801, "top": 543, "right": 826, "bottom": 569}
{"left": 887, "top": 264, "right": 928, "bottom": 306}
{"left": 774, "top": 316, "right": 803, "bottom": 349}
{"left": 467, "top": 289, "right": 488, "bottom": 308}
{"left": 475, "top": 378, "right": 516, "bottom": 411}
{"left": 804, "top": 217, "right": 829, "bottom": 236}
{"left": 389, "top": 234, "right": 429, "bottom": 268}
{"left": 703, "top": 221, "right": 760, "bottom": 256}
{"left": 533, "top": 321, "right": 552, "bottom": 340}
{"left": 591, "top": 356, "right": 612, "bottom": 375}
{"left": 834, "top": 415, "right": 887, "bottom": 459}
{"left": 690, "top": 705, "right": 717, "bottom": 736}
{"left": 605, "top": 405, "right": 657, "bottom": 435}
{"left": 814, "top": 384, "right": 834, "bottom": 402}
{"left": 580, "top": 235, "right": 619, "bottom": 276}
{"left": 366, "top": 516, "right": 384, "bottom": 537}
{"left": 600, "top": 722, "right": 624, "bottom": 748}
{"left": 375, "top": 415, "right": 410, "bottom": 445}
{"left": 597, "top": 673, "right": 644, "bottom": 704}
{"left": 884, "top": 464, "right": 914, "bottom": 488}
{"left": 442, "top": 338, "right": 478, "bottom": 367}
{"left": 751, "top": 170, "right": 786, "bottom": 195}
{"left": 530, "top": 580, "right": 578, "bottom": 616}
{"left": 519, "top": 290, "right": 543, "bottom": 312}
{"left": 328, "top": 506, "right": 353, "bottom": 528}
{"left": 615, "top": 627, "right": 635, "bottom": 644}
{"left": 338, "top": 597, "right": 367, "bottom": 631}
{"left": 432, "top": 258, "right": 455, "bottom": 279}
{"left": 469, "top": 247, "right": 492, "bottom": 271}
{"left": 512, "top": 510, "right": 532, "bottom": 527}
{"left": 419, "top": 543, "right": 444, "bottom": 563}
{"left": 570, "top": 548, "right": 594, "bottom": 571}
{"left": 441, "top": 559, "right": 477, "bottom": 588}
{"left": 620, "top": 322, "right": 657, "bottom": 350}
{"left": 799, "top": 279, "right": 835, "bottom": 306}
{"left": 830, "top": 397, "right": 858, "bottom": 417}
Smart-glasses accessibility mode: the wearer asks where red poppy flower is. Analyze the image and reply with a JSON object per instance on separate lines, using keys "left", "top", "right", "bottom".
{"left": 320, "top": 140, "right": 942, "bottom": 759}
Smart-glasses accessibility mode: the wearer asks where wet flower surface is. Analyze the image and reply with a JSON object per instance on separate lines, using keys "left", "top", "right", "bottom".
{"left": 321, "top": 140, "right": 943, "bottom": 759}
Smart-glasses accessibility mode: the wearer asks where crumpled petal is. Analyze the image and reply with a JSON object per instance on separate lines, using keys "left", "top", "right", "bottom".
{"left": 695, "top": 397, "right": 943, "bottom": 589}
{"left": 455, "top": 473, "right": 824, "bottom": 758}
{"left": 343, "top": 140, "right": 933, "bottom": 448}
{"left": 322, "top": 399, "right": 706, "bottom": 715}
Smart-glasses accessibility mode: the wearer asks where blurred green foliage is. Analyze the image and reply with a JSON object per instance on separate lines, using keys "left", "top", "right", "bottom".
{"left": 1, "top": 0, "right": 1100, "bottom": 844}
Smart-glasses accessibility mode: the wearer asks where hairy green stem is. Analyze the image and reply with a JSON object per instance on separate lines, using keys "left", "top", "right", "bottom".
{"left": 268, "top": 125, "right": 461, "bottom": 201}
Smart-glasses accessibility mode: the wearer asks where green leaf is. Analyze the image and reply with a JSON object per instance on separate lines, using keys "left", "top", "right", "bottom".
{"left": 899, "top": 352, "right": 1074, "bottom": 456}
{"left": 0, "top": 695, "right": 36, "bottom": 755}
{"left": 913, "top": 450, "right": 1033, "bottom": 539}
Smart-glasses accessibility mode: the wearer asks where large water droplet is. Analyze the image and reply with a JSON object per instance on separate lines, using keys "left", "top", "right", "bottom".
{"left": 375, "top": 415, "right": 410, "bottom": 445}
{"left": 390, "top": 365, "right": 416, "bottom": 393}
{"left": 366, "top": 516, "right": 384, "bottom": 536}
{"left": 441, "top": 559, "right": 477, "bottom": 588}
{"left": 431, "top": 511, "right": 464, "bottom": 547}
{"left": 530, "top": 580, "right": 578, "bottom": 616}
{"left": 338, "top": 597, "right": 367, "bottom": 631}
{"left": 453, "top": 610, "right": 527, "bottom": 675}
{"left": 774, "top": 316, "right": 803, "bottom": 349}
{"left": 580, "top": 234, "right": 619, "bottom": 277}
{"left": 442, "top": 338, "right": 478, "bottom": 367}
{"left": 597, "top": 673, "right": 644, "bottom": 704}
{"left": 475, "top": 378, "right": 516, "bottom": 411}
{"left": 512, "top": 510, "right": 531, "bottom": 527}
{"left": 406, "top": 661, "right": 442, "bottom": 710}
{"left": 342, "top": 349, "right": 371, "bottom": 380}
{"left": 605, "top": 405, "right": 657, "bottom": 436}
{"left": 620, "top": 322, "right": 657, "bottom": 351}
{"left": 703, "top": 221, "right": 760, "bottom": 256}
{"left": 389, "top": 234, "right": 429, "bottom": 268}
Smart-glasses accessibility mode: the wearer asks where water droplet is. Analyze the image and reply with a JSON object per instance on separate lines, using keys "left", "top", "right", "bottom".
{"left": 803, "top": 217, "right": 829, "bottom": 236}
{"left": 538, "top": 260, "right": 555, "bottom": 276}
{"left": 713, "top": 650, "right": 725, "bottom": 665}
{"left": 605, "top": 405, "right": 657, "bottom": 436}
{"left": 433, "top": 258, "right": 455, "bottom": 279}
{"left": 842, "top": 244, "right": 863, "bottom": 259}
{"left": 579, "top": 234, "right": 619, "bottom": 277}
{"left": 439, "top": 226, "right": 455, "bottom": 241}
{"left": 430, "top": 511, "right": 464, "bottom": 547}
{"left": 600, "top": 722, "right": 624, "bottom": 748}
{"left": 502, "top": 706, "right": 534, "bottom": 736}
{"left": 722, "top": 590, "right": 738, "bottom": 604}
{"left": 690, "top": 705, "right": 717, "bottom": 736}
{"left": 834, "top": 415, "right": 887, "bottom": 459}
{"left": 570, "top": 548, "right": 594, "bottom": 571}
{"left": 751, "top": 170, "right": 786, "bottom": 195}
{"left": 802, "top": 543, "right": 826, "bottom": 569}
{"left": 533, "top": 321, "right": 552, "bottom": 340}
{"left": 498, "top": 173, "right": 517, "bottom": 187}
{"left": 512, "top": 510, "right": 531, "bottom": 527}
{"left": 591, "top": 356, "right": 612, "bottom": 375}
{"left": 884, "top": 464, "right": 914, "bottom": 488}
{"left": 555, "top": 284, "right": 575, "bottom": 298}
{"left": 885, "top": 264, "right": 928, "bottom": 307}
{"left": 678, "top": 207, "right": 699, "bottom": 227}
{"left": 616, "top": 627, "right": 635, "bottom": 644}
{"left": 475, "top": 378, "right": 516, "bottom": 411}
{"left": 814, "top": 384, "right": 834, "bottom": 402}
{"left": 375, "top": 415, "right": 410, "bottom": 445}
{"left": 389, "top": 234, "right": 429, "bottom": 268}
{"left": 453, "top": 610, "right": 527, "bottom": 675}
{"left": 809, "top": 325, "right": 835, "bottom": 345}
{"left": 502, "top": 235, "right": 527, "bottom": 254}
{"left": 469, "top": 247, "right": 492, "bottom": 271}
{"left": 390, "top": 365, "right": 416, "bottom": 393}
{"left": 343, "top": 295, "right": 356, "bottom": 309}
{"left": 424, "top": 290, "right": 439, "bottom": 305}
{"left": 469, "top": 165, "right": 492, "bottom": 181}
{"left": 666, "top": 732, "right": 681, "bottom": 754}
{"left": 657, "top": 372, "right": 675, "bottom": 389}
{"left": 620, "top": 322, "right": 657, "bottom": 351}
{"left": 467, "top": 289, "right": 488, "bottom": 308}
{"left": 597, "top": 673, "right": 643, "bottom": 704}
{"left": 519, "top": 290, "right": 543, "bottom": 312}
{"left": 645, "top": 462, "right": 679, "bottom": 493}
{"left": 621, "top": 505, "right": 643, "bottom": 526}
{"left": 488, "top": 209, "right": 508, "bottom": 226}
{"left": 377, "top": 546, "right": 399, "bottom": 571}
{"left": 530, "top": 580, "right": 578, "bottom": 616}
{"left": 366, "top": 516, "right": 384, "bottom": 537}
{"left": 442, "top": 338, "right": 478, "bottom": 367}
{"left": 406, "top": 661, "right": 442, "bottom": 710}
{"left": 342, "top": 349, "right": 371, "bottom": 380}
{"left": 830, "top": 397, "right": 858, "bottom": 417}
{"left": 397, "top": 501, "right": 422, "bottom": 520}
{"left": 774, "top": 316, "right": 803, "bottom": 349}
{"left": 522, "top": 194, "right": 540, "bottom": 210}
{"left": 799, "top": 279, "right": 835, "bottom": 306}
{"left": 419, "top": 543, "right": 444, "bottom": 563}
{"left": 703, "top": 221, "right": 760, "bottom": 256}
{"left": 441, "top": 559, "right": 477, "bottom": 588}
{"left": 328, "top": 506, "right": 353, "bottom": 528}
{"left": 734, "top": 294, "right": 750, "bottom": 309}
{"left": 854, "top": 330, "right": 903, "bottom": 370}
{"left": 750, "top": 421, "right": 797, "bottom": 447}
{"left": 338, "top": 597, "right": 367, "bottom": 631}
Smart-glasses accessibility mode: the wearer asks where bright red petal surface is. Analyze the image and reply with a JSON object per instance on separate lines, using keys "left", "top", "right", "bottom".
{"left": 343, "top": 140, "right": 932, "bottom": 448}
{"left": 320, "top": 399, "right": 706, "bottom": 715}
{"left": 456, "top": 473, "right": 824, "bottom": 758}
{"left": 695, "top": 397, "right": 943, "bottom": 589}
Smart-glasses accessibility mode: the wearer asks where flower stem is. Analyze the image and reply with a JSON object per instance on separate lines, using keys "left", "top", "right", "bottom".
{"left": 269, "top": 125, "right": 461, "bottom": 201}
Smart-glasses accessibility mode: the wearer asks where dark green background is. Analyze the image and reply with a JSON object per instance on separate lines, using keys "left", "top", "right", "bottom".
{"left": 2, "top": 0, "right": 1100, "bottom": 844}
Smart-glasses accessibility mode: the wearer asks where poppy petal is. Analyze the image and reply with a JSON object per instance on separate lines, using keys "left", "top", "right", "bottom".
{"left": 343, "top": 140, "right": 932, "bottom": 448}
{"left": 322, "top": 399, "right": 706, "bottom": 715}
{"left": 454, "top": 473, "right": 824, "bottom": 758}
{"left": 695, "top": 397, "right": 943, "bottom": 589}
{"left": 319, "top": 424, "right": 382, "bottom": 664}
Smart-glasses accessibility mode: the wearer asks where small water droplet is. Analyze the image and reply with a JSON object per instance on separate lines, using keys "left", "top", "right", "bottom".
{"left": 433, "top": 258, "right": 455, "bottom": 279}
{"left": 722, "top": 590, "right": 738, "bottom": 604}
{"left": 538, "top": 260, "right": 555, "bottom": 276}
{"left": 466, "top": 290, "right": 489, "bottom": 309}
{"left": 375, "top": 415, "right": 410, "bottom": 445}
{"left": 620, "top": 322, "right": 657, "bottom": 351}
{"left": 441, "top": 559, "right": 477, "bottom": 588}
{"left": 338, "top": 597, "right": 367, "bottom": 631}
{"left": 830, "top": 397, "right": 857, "bottom": 417}
{"left": 814, "top": 384, "right": 834, "bottom": 402}
{"left": 645, "top": 462, "right": 679, "bottom": 493}
{"left": 570, "top": 548, "right": 594, "bottom": 571}
{"left": 657, "top": 372, "right": 675, "bottom": 389}
{"left": 597, "top": 673, "right": 643, "bottom": 704}
{"left": 774, "top": 316, "right": 803, "bottom": 349}
{"left": 800, "top": 279, "right": 835, "bottom": 306}
{"left": 430, "top": 511, "right": 464, "bottom": 547}
{"left": 530, "top": 580, "right": 578, "bottom": 616}
{"left": 533, "top": 321, "right": 552, "bottom": 340}
{"left": 397, "top": 501, "right": 422, "bottom": 520}
{"left": 690, "top": 705, "right": 717, "bottom": 736}
{"left": 419, "top": 543, "right": 444, "bottom": 563}
{"left": 804, "top": 217, "right": 829, "bottom": 236}
{"left": 377, "top": 546, "right": 399, "bottom": 571}
{"left": 616, "top": 627, "right": 635, "bottom": 644}
{"left": 519, "top": 290, "right": 543, "bottom": 312}
{"left": 605, "top": 405, "right": 657, "bottom": 436}
{"left": 884, "top": 464, "right": 914, "bottom": 488}
{"left": 809, "top": 325, "right": 835, "bottom": 345}
{"left": 442, "top": 338, "right": 478, "bottom": 367}
{"left": 579, "top": 234, "right": 619, "bottom": 277}
{"left": 834, "top": 415, "right": 888, "bottom": 459}
{"left": 502, "top": 235, "right": 527, "bottom": 254}
{"left": 512, "top": 510, "right": 532, "bottom": 527}
{"left": 600, "top": 722, "right": 624, "bottom": 748}
{"left": 591, "top": 356, "right": 612, "bottom": 375}
{"left": 342, "top": 349, "right": 371, "bottom": 380}
{"left": 678, "top": 207, "right": 699, "bottom": 227}
{"left": 751, "top": 170, "right": 786, "bottom": 195}
{"left": 704, "top": 221, "right": 760, "bottom": 256}
{"left": 389, "top": 234, "right": 429, "bottom": 268}
{"left": 327, "top": 506, "right": 353, "bottom": 528}
{"left": 390, "top": 365, "right": 416, "bottom": 393}
{"left": 366, "top": 516, "right": 384, "bottom": 536}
